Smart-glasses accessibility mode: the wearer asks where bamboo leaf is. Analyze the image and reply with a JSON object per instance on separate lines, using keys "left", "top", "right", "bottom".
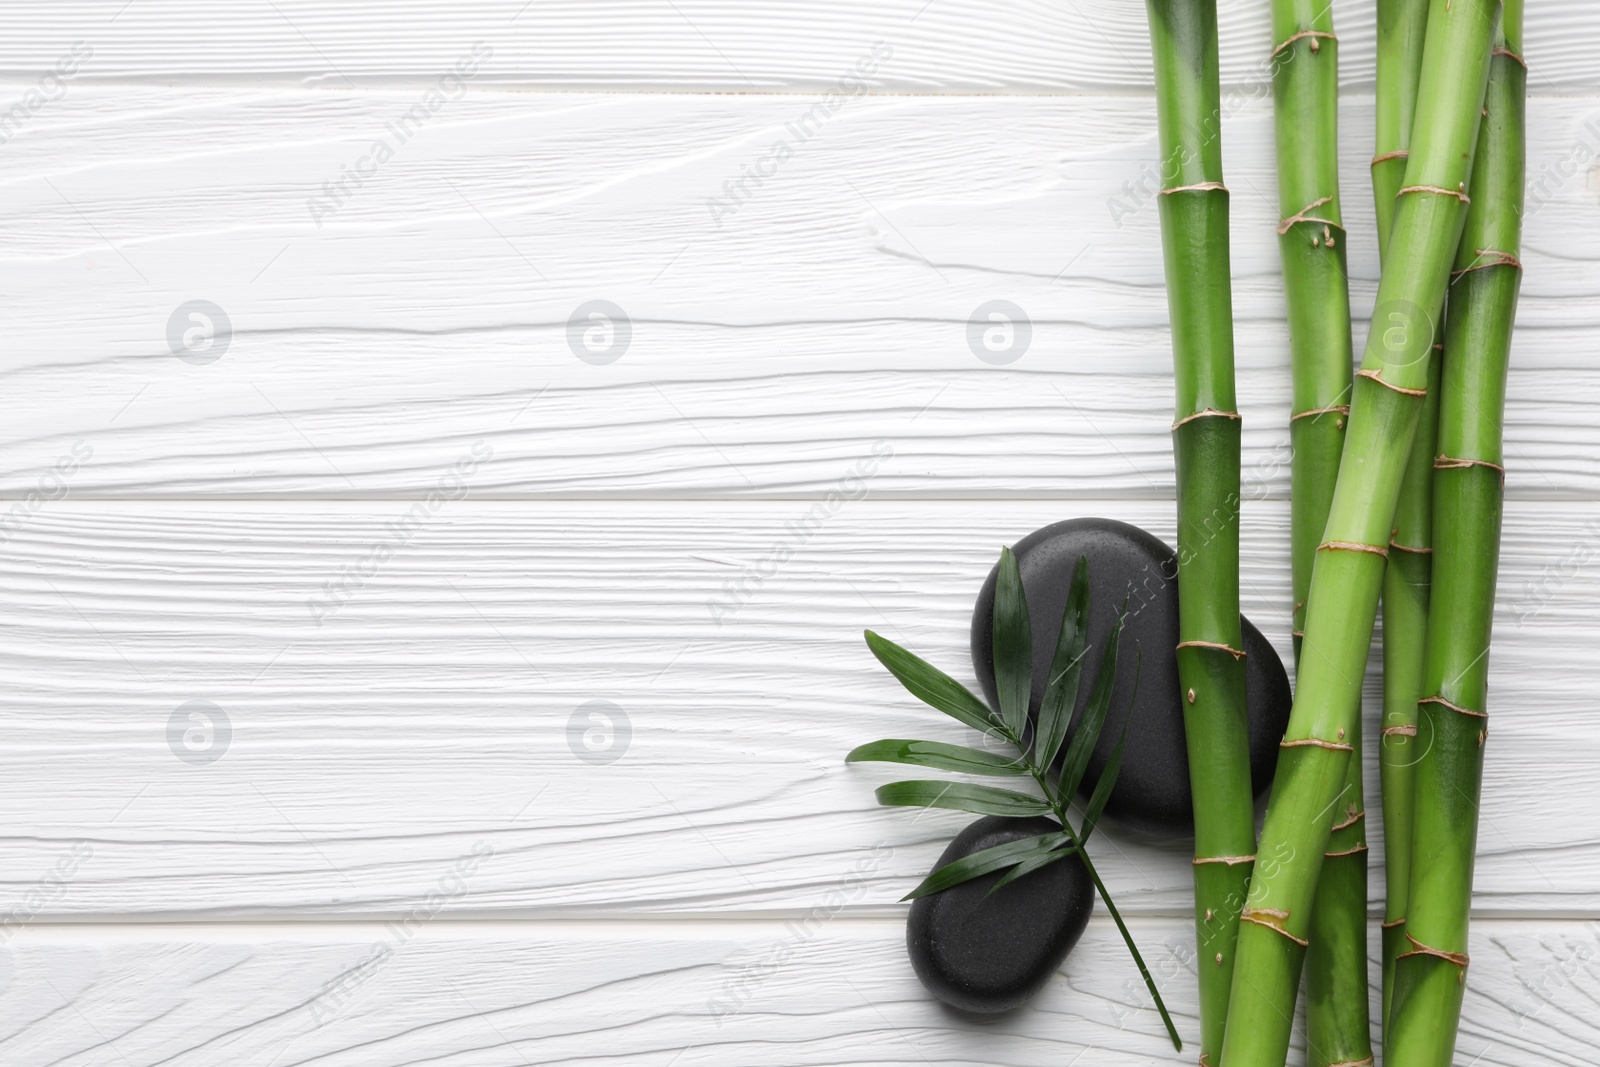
{"left": 981, "top": 840, "right": 1083, "bottom": 901}
{"left": 1034, "top": 554, "right": 1091, "bottom": 770}
{"left": 992, "top": 546, "right": 1033, "bottom": 739}
{"left": 846, "top": 739, "right": 1029, "bottom": 776}
{"left": 900, "top": 831, "right": 1070, "bottom": 900}
{"left": 1058, "top": 597, "right": 1128, "bottom": 801}
{"left": 863, "top": 630, "right": 1000, "bottom": 737}
{"left": 851, "top": 554, "right": 1173, "bottom": 1049}
{"left": 1078, "top": 649, "right": 1139, "bottom": 847}
{"left": 874, "top": 780, "right": 1051, "bottom": 819}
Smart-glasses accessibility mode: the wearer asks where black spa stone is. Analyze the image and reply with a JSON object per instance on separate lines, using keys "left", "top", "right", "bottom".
{"left": 971, "top": 517, "right": 1292, "bottom": 837}
{"left": 906, "top": 815, "right": 1094, "bottom": 1013}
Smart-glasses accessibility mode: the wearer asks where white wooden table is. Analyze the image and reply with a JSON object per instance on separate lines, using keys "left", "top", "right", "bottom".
{"left": 1, "top": 2, "right": 1596, "bottom": 1063}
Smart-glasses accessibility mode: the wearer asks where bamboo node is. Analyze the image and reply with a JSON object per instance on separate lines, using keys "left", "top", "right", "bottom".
{"left": 1396, "top": 183, "right": 1471, "bottom": 204}
{"left": 1492, "top": 46, "right": 1527, "bottom": 68}
{"left": 1330, "top": 809, "right": 1366, "bottom": 831}
{"left": 1326, "top": 1059, "right": 1375, "bottom": 1067}
{"left": 1382, "top": 724, "right": 1418, "bottom": 737}
{"left": 1435, "top": 454, "right": 1506, "bottom": 488}
{"left": 1382, "top": 917, "right": 1406, "bottom": 929}
{"left": 1420, "top": 694, "right": 1488, "bottom": 720}
{"left": 1325, "top": 844, "right": 1368, "bottom": 858}
{"left": 1435, "top": 455, "right": 1505, "bottom": 475}
{"left": 1279, "top": 737, "right": 1354, "bottom": 752}
{"left": 1370, "top": 149, "right": 1409, "bottom": 167}
{"left": 1271, "top": 29, "right": 1337, "bottom": 57}
{"left": 1400, "top": 933, "right": 1470, "bottom": 968}
{"left": 1160, "top": 181, "right": 1227, "bottom": 196}
{"left": 1355, "top": 367, "right": 1427, "bottom": 397}
{"left": 1290, "top": 629, "right": 1305, "bottom": 639}
{"left": 1318, "top": 539, "right": 1388, "bottom": 558}
{"left": 1175, "top": 639, "right": 1247, "bottom": 660}
{"left": 1276, "top": 195, "right": 1340, "bottom": 236}
{"left": 1388, "top": 539, "right": 1433, "bottom": 554}
{"left": 1171, "top": 407, "right": 1242, "bottom": 430}
{"left": 1451, "top": 248, "right": 1523, "bottom": 277}
{"left": 1193, "top": 854, "right": 1255, "bottom": 866}
{"left": 1290, "top": 404, "right": 1349, "bottom": 423}
{"left": 1241, "top": 908, "right": 1308, "bottom": 947}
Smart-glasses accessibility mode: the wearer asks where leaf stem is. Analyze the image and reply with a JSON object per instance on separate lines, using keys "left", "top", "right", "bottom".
{"left": 1015, "top": 728, "right": 1183, "bottom": 1051}
{"left": 1080, "top": 850, "right": 1183, "bottom": 1053}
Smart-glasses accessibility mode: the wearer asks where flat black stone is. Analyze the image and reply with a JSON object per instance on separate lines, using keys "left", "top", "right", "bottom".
{"left": 906, "top": 815, "right": 1094, "bottom": 1013}
{"left": 971, "top": 517, "right": 1292, "bottom": 837}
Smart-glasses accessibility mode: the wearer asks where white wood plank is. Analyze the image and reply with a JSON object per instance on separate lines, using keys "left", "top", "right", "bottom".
{"left": 0, "top": 499, "right": 1593, "bottom": 917}
{"left": 3, "top": 90, "right": 1596, "bottom": 496}
{"left": 0, "top": 918, "right": 1592, "bottom": 1065}
{"left": 3, "top": 1, "right": 1596, "bottom": 92}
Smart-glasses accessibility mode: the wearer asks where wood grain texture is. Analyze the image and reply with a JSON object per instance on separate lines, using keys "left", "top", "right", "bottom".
{"left": 0, "top": 918, "right": 1594, "bottom": 1065}
{"left": 3, "top": 7, "right": 1594, "bottom": 1061}
{"left": 0, "top": 500, "right": 1593, "bottom": 917}
{"left": 2, "top": 1, "right": 1597, "bottom": 92}
{"left": 4, "top": 90, "right": 1597, "bottom": 496}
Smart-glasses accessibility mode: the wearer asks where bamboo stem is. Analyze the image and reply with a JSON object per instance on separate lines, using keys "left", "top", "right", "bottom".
{"left": 1142, "top": 2, "right": 1255, "bottom": 1060}
{"left": 1217, "top": 2, "right": 1498, "bottom": 1063}
{"left": 1268, "top": 2, "right": 1367, "bottom": 1062}
{"left": 1373, "top": 0, "right": 1431, "bottom": 262}
{"left": 1386, "top": 3, "right": 1523, "bottom": 1063}
{"left": 1278, "top": 1, "right": 1353, "bottom": 668}
{"left": 1378, "top": 352, "right": 1440, "bottom": 1032}
{"left": 1374, "top": 0, "right": 1436, "bottom": 1034}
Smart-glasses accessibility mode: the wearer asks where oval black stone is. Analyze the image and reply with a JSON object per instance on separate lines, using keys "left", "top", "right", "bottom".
{"left": 906, "top": 815, "right": 1094, "bottom": 1013}
{"left": 970, "top": 517, "right": 1292, "bottom": 837}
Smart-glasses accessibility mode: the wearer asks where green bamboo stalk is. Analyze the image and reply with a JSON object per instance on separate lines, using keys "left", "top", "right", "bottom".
{"left": 1278, "top": 0, "right": 1352, "bottom": 670}
{"left": 1386, "top": 4, "right": 1523, "bottom": 1063}
{"left": 1375, "top": 1, "right": 1438, "bottom": 1033}
{"left": 1217, "top": 2, "right": 1497, "bottom": 1063}
{"left": 1378, "top": 351, "right": 1441, "bottom": 1033}
{"left": 1303, "top": 714, "right": 1370, "bottom": 1067}
{"left": 1373, "top": 0, "right": 1431, "bottom": 261}
{"left": 1143, "top": 3, "right": 1255, "bottom": 1061}
{"left": 1267, "top": 4, "right": 1368, "bottom": 1064}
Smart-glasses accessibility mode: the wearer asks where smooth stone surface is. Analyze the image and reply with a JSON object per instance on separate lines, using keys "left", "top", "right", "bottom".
{"left": 971, "top": 518, "right": 1292, "bottom": 837}
{"left": 906, "top": 815, "right": 1095, "bottom": 1014}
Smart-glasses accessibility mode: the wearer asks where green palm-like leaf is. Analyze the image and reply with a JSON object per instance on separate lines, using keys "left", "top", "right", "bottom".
{"left": 853, "top": 547, "right": 1176, "bottom": 1053}
{"left": 1034, "top": 554, "right": 1091, "bottom": 770}
{"left": 901, "top": 831, "right": 1071, "bottom": 900}
{"left": 1058, "top": 597, "right": 1128, "bottom": 801}
{"left": 874, "top": 780, "right": 1051, "bottom": 819}
{"left": 982, "top": 840, "right": 1083, "bottom": 901}
{"left": 1078, "top": 648, "right": 1139, "bottom": 847}
{"left": 846, "top": 739, "right": 1029, "bottom": 776}
{"left": 992, "top": 546, "right": 1033, "bottom": 739}
{"left": 863, "top": 630, "right": 1000, "bottom": 737}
